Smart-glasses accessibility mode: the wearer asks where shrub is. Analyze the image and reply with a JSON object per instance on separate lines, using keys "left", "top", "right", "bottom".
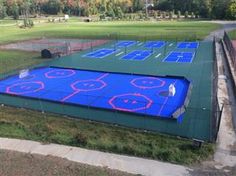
{"left": 99, "top": 13, "right": 106, "bottom": 20}
{"left": 74, "top": 132, "right": 88, "bottom": 146}
{"left": 184, "top": 11, "right": 189, "bottom": 18}
{"left": 177, "top": 11, "right": 181, "bottom": 19}
{"left": 191, "top": 12, "right": 195, "bottom": 19}
{"left": 0, "top": 5, "right": 7, "bottom": 19}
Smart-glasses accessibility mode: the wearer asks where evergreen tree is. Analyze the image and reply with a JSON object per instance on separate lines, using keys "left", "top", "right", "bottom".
{"left": 42, "top": 0, "right": 61, "bottom": 15}
{"left": 211, "top": 0, "right": 231, "bottom": 19}
{"left": 12, "top": 3, "right": 19, "bottom": 20}
{"left": 0, "top": 1, "right": 6, "bottom": 19}
{"left": 132, "top": 0, "right": 144, "bottom": 12}
{"left": 184, "top": 11, "right": 189, "bottom": 18}
{"left": 106, "top": 2, "right": 115, "bottom": 19}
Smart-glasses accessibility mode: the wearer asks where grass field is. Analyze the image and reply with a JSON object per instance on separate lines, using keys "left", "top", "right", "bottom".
{"left": 0, "top": 20, "right": 221, "bottom": 44}
{"left": 0, "top": 106, "right": 214, "bottom": 165}
{"left": 229, "top": 30, "right": 236, "bottom": 39}
{"left": 0, "top": 50, "right": 214, "bottom": 165}
{"left": 0, "top": 50, "right": 45, "bottom": 74}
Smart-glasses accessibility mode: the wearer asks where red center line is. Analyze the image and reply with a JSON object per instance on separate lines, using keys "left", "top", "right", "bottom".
{"left": 158, "top": 80, "right": 178, "bottom": 116}
{"left": 61, "top": 90, "right": 80, "bottom": 102}
{"left": 61, "top": 73, "right": 109, "bottom": 102}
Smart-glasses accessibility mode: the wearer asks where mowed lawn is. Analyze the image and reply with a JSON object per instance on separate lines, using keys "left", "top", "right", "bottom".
{"left": 0, "top": 50, "right": 43, "bottom": 74}
{"left": 229, "top": 30, "right": 236, "bottom": 39}
{"left": 0, "top": 20, "right": 221, "bottom": 44}
{"left": 0, "top": 50, "right": 214, "bottom": 165}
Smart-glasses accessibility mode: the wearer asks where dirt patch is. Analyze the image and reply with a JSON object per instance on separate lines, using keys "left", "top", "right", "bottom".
{"left": 190, "top": 161, "right": 236, "bottom": 176}
{"left": 0, "top": 149, "right": 137, "bottom": 176}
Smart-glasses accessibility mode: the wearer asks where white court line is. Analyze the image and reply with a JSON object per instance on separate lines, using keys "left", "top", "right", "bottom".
{"left": 155, "top": 53, "right": 161, "bottom": 58}
{"left": 138, "top": 42, "right": 143, "bottom": 46}
{"left": 116, "top": 52, "right": 124, "bottom": 56}
{"left": 169, "top": 43, "right": 173, "bottom": 46}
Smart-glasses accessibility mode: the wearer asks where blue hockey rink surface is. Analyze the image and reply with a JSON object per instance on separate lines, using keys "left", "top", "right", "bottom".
{"left": 0, "top": 67, "right": 191, "bottom": 120}
{"left": 116, "top": 41, "right": 136, "bottom": 47}
{"left": 144, "top": 41, "right": 165, "bottom": 48}
{"left": 121, "top": 50, "right": 152, "bottom": 61}
{"left": 84, "top": 49, "right": 116, "bottom": 58}
{"left": 163, "top": 52, "right": 195, "bottom": 63}
{"left": 177, "top": 42, "right": 199, "bottom": 49}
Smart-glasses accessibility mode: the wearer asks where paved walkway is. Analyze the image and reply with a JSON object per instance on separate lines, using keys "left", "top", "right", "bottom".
{"left": 215, "top": 41, "right": 236, "bottom": 168}
{"left": 0, "top": 138, "right": 190, "bottom": 176}
{"left": 204, "top": 21, "right": 236, "bottom": 41}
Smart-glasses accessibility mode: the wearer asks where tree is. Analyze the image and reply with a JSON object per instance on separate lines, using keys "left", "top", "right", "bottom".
{"left": 42, "top": 0, "right": 61, "bottom": 15}
{"left": 106, "top": 2, "right": 115, "bottom": 19}
{"left": 169, "top": 11, "right": 173, "bottom": 19}
{"left": 0, "top": 1, "right": 7, "bottom": 19}
{"left": 191, "top": 12, "right": 195, "bottom": 18}
{"left": 21, "top": 0, "right": 34, "bottom": 28}
{"left": 115, "top": 6, "right": 124, "bottom": 19}
{"left": 194, "top": 0, "right": 211, "bottom": 18}
{"left": 227, "top": 0, "right": 236, "bottom": 19}
{"left": 12, "top": 3, "right": 19, "bottom": 20}
{"left": 211, "top": 0, "right": 231, "bottom": 19}
{"left": 184, "top": 11, "right": 188, "bottom": 18}
{"left": 132, "top": 0, "right": 144, "bottom": 12}
{"left": 177, "top": 10, "right": 181, "bottom": 19}
{"left": 153, "top": 10, "right": 158, "bottom": 19}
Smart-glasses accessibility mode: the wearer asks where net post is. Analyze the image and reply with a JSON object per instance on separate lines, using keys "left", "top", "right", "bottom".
{"left": 164, "top": 41, "right": 167, "bottom": 56}
{"left": 114, "top": 41, "right": 117, "bottom": 51}
{"left": 91, "top": 41, "right": 93, "bottom": 51}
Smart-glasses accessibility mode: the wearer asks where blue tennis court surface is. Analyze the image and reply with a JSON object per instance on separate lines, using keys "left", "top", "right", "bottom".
{"left": 177, "top": 42, "right": 199, "bottom": 49}
{"left": 122, "top": 50, "right": 152, "bottom": 61}
{"left": 116, "top": 41, "right": 136, "bottom": 47}
{"left": 163, "top": 52, "right": 195, "bottom": 63}
{"left": 0, "top": 67, "right": 191, "bottom": 121}
{"left": 84, "top": 48, "right": 116, "bottom": 58}
{"left": 145, "top": 41, "right": 165, "bottom": 48}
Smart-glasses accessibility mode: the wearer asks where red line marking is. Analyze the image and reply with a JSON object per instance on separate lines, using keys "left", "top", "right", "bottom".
{"left": 61, "top": 90, "right": 80, "bottom": 102}
{"left": 131, "top": 77, "right": 165, "bottom": 89}
{"left": 158, "top": 80, "right": 178, "bottom": 116}
{"left": 109, "top": 93, "right": 153, "bottom": 112}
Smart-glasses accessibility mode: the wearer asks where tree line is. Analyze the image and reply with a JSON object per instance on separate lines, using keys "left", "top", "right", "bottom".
{"left": 0, "top": 0, "right": 235, "bottom": 20}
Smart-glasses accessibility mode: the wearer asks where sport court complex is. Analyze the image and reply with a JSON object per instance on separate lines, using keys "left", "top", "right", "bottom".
{"left": 0, "top": 39, "right": 219, "bottom": 142}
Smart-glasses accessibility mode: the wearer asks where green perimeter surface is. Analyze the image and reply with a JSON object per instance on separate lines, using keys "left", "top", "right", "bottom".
{"left": 0, "top": 40, "right": 214, "bottom": 141}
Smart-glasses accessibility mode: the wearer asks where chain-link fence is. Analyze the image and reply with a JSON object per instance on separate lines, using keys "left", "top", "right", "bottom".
{"left": 223, "top": 31, "right": 236, "bottom": 70}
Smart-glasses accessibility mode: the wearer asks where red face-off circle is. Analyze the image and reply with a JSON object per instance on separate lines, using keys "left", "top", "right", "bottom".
{"left": 71, "top": 80, "right": 107, "bottom": 91}
{"left": 131, "top": 77, "right": 165, "bottom": 89}
{"left": 109, "top": 93, "right": 153, "bottom": 112}
{"left": 6, "top": 81, "right": 44, "bottom": 95}
{"left": 45, "top": 69, "right": 76, "bottom": 79}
